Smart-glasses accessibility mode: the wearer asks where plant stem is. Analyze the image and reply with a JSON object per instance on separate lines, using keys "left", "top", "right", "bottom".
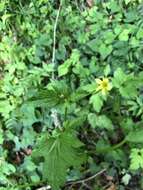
{"left": 64, "top": 105, "right": 68, "bottom": 120}
{"left": 67, "top": 169, "right": 106, "bottom": 186}
{"left": 52, "top": 0, "right": 62, "bottom": 79}
{"left": 96, "top": 138, "right": 127, "bottom": 153}
{"left": 14, "top": 180, "right": 46, "bottom": 189}
{"left": 51, "top": 0, "right": 62, "bottom": 130}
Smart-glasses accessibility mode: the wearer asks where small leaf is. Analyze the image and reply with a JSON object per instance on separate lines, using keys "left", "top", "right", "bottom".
{"left": 58, "top": 49, "right": 80, "bottom": 77}
{"left": 119, "top": 29, "right": 130, "bottom": 41}
{"left": 58, "top": 60, "right": 71, "bottom": 77}
{"left": 130, "top": 149, "right": 143, "bottom": 170}
{"left": 112, "top": 68, "right": 127, "bottom": 88}
{"left": 2, "top": 14, "right": 12, "bottom": 23}
{"left": 104, "top": 65, "right": 111, "bottom": 76}
{"left": 99, "top": 44, "right": 113, "bottom": 59}
{"left": 124, "top": 0, "right": 131, "bottom": 5}
{"left": 89, "top": 94, "right": 103, "bottom": 112}
{"left": 122, "top": 173, "right": 131, "bottom": 185}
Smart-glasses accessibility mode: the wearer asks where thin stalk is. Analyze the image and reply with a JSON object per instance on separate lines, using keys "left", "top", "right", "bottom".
{"left": 64, "top": 105, "right": 68, "bottom": 121}
{"left": 14, "top": 180, "right": 46, "bottom": 189}
{"left": 96, "top": 138, "right": 127, "bottom": 153}
{"left": 51, "top": 0, "right": 62, "bottom": 130}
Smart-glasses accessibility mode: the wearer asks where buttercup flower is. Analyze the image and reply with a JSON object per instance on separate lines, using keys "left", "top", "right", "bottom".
{"left": 95, "top": 77, "right": 112, "bottom": 95}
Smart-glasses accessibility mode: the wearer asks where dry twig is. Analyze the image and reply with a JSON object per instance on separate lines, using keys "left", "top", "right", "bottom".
{"left": 36, "top": 185, "right": 51, "bottom": 190}
{"left": 51, "top": 0, "right": 62, "bottom": 130}
{"left": 67, "top": 168, "right": 106, "bottom": 187}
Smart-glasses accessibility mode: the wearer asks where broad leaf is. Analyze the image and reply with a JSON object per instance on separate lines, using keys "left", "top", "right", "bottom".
{"left": 112, "top": 68, "right": 127, "bottom": 88}
{"left": 126, "top": 130, "right": 143, "bottom": 143}
{"left": 32, "top": 130, "right": 85, "bottom": 190}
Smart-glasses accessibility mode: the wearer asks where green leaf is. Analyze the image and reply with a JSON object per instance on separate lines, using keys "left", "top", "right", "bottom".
{"left": 104, "top": 65, "right": 111, "bottom": 76}
{"left": 119, "top": 29, "right": 130, "bottom": 41}
{"left": 124, "top": 0, "right": 132, "bottom": 5}
{"left": 72, "top": 63, "right": 90, "bottom": 77}
{"left": 32, "top": 130, "right": 85, "bottom": 190}
{"left": 87, "top": 39, "right": 100, "bottom": 52}
{"left": 112, "top": 68, "right": 127, "bottom": 88}
{"left": 58, "top": 60, "right": 71, "bottom": 77}
{"left": 119, "top": 84, "right": 138, "bottom": 98}
{"left": 98, "top": 44, "right": 113, "bottom": 59}
{"left": 64, "top": 117, "right": 86, "bottom": 129}
{"left": 0, "top": 100, "right": 14, "bottom": 119}
{"left": 58, "top": 49, "right": 80, "bottom": 76}
{"left": 88, "top": 113, "right": 113, "bottom": 130}
{"left": 106, "top": 1, "right": 120, "bottom": 13}
{"left": 136, "top": 28, "right": 143, "bottom": 39}
{"left": 82, "top": 83, "right": 97, "bottom": 93}
{"left": 104, "top": 31, "right": 116, "bottom": 44}
{"left": 89, "top": 94, "right": 103, "bottom": 112}
{"left": 2, "top": 14, "right": 12, "bottom": 24}
{"left": 30, "top": 80, "right": 70, "bottom": 107}
{"left": 0, "top": 2, "right": 5, "bottom": 12}
{"left": 126, "top": 130, "right": 143, "bottom": 143}
{"left": 70, "top": 88, "right": 89, "bottom": 102}
{"left": 130, "top": 149, "right": 143, "bottom": 170}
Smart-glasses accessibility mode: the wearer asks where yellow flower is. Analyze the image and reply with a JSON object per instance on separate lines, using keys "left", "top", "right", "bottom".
{"left": 95, "top": 78, "right": 112, "bottom": 95}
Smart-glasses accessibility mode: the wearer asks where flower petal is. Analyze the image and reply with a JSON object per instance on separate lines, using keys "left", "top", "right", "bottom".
{"left": 107, "top": 84, "right": 112, "bottom": 91}
{"left": 101, "top": 89, "right": 107, "bottom": 95}
{"left": 95, "top": 79, "right": 102, "bottom": 84}
{"left": 102, "top": 78, "right": 109, "bottom": 83}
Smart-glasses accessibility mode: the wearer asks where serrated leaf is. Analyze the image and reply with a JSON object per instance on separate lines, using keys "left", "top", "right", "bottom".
{"left": 112, "top": 68, "right": 127, "bottom": 88}
{"left": 89, "top": 94, "right": 103, "bottom": 112}
{"left": 70, "top": 88, "right": 89, "bottom": 102}
{"left": 29, "top": 81, "right": 70, "bottom": 107}
{"left": 64, "top": 116, "right": 86, "bottom": 129}
{"left": 58, "top": 60, "right": 71, "bottom": 77}
{"left": 88, "top": 113, "right": 113, "bottom": 130}
{"left": 58, "top": 49, "right": 80, "bottom": 77}
{"left": 0, "top": 101, "right": 14, "bottom": 119}
{"left": 130, "top": 148, "right": 143, "bottom": 170}
{"left": 32, "top": 130, "right": 85, "bottom": 190}
{"left": 82, "top": 83, "right": 97, "bottom": 93}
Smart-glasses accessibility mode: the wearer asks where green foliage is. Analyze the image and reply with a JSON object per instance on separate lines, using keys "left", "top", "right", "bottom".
{"left": 89, "top": 94, "right": 104, "bottom": 113}
{"left": 32, "top": 129, "right": 85, "bottom": 190}
{"left": 126, "top": 130, "right": 143, "bottom": 143}
{"left": 0, "top": 0, "right": 143, "bottom": 189}
{"left": 58, "top": 49, "right": 80, "bottom": 76}
{"left": 130, "top": 149, "right": 143, "bottom": 170}
{"left": 88, "top": 113, "right": 113, "bottom": 130}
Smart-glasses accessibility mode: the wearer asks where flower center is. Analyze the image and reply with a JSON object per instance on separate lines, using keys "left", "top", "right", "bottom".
{"left": 102, "top": 81, "right": 108, "bottom": 88}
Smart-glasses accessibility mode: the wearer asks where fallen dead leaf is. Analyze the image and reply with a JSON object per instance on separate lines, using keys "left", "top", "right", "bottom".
{"left": 106, "top": 175, "right": 114, "bottom": 181}
{"left": 106, "top": 183, "right": 116, "bottom": 190}
{"left": 86, "top": 0, "right": 94, "bottom": 8}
